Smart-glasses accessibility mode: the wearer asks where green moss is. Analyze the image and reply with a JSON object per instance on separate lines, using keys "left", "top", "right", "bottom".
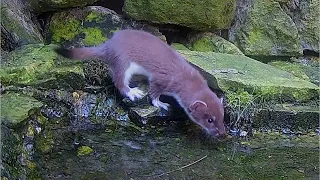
{"left": 82, "top": 27, "right": 107, "bottom": 46}
{"left": 291, "top": 89, "right": 312, "bottom": 102}
{"left": 0, "top": 44, "right": 84, "bottom": 88}
{"left": 191, "top": 37, "right": 212, "bottom": 52}
{"left": 188, "top": 33, "right": 244, "bottom": 55}
{"left": 226, "top": 90, "right": 254, "bottom": 107}
{"left": 268, "top": 60, "right": 319, "bottom": 86}
{"left": 269, "top": 61, "right": 309, "bottom": 80}
{"left": 35, "top": 130, "right": 54, "bottom": 154}
{"left": 170, "top": 43, "right": 190, "bottom": 51}
{"left": 77, "top": 146, "right": 94, "bottom": 156}
{"left": 85, "top": 12, "right": 103, "bottom": 22}
{"left": 124, "top": 0, "right": 236, "bottom": 30}
{"left": 49, "top": 17, "right": 81, "bottom": 43}
{"left": 0, "top": 93, "right": 43, "bottom": 126}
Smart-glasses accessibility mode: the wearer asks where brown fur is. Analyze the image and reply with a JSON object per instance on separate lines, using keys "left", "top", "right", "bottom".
{"left": 55, "top": 29, "right": 226, "bottom": 137}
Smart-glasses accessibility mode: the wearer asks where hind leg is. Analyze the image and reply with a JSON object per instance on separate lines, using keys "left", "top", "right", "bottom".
{"left": 111, "top": 69, "right": 145, "bottom": 101}
{"left": 149, "top": 83, "right": 170, "bottom": 111}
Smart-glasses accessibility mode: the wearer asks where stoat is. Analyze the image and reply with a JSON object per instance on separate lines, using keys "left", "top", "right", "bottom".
{"left": 55, "top": 29, "right": 226, "bottom": 137}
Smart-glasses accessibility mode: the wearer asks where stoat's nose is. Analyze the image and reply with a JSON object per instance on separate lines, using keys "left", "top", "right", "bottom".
{"left": 210, "top": 127, "right": 226, "bottom": 138}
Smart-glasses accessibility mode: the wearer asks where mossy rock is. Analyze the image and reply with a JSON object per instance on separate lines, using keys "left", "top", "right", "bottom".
{"left": 229, "top": 0, "right": 302, "bottom": 56}
{"left": 25, "top": 0, "right": 99, "bottom": 13}
{"left": 0, "top": 44, "right": 85, "bottom": 90}
{"left": 0, "top": 93, "right": 43, "bottom": 126}
{"left": 123, "top": 0, "right": 236, "bottom": 30}
{"left": 268, "top": 60, "right": 319, "bottom": 86}
{"left": 185, "top": 32, "right": 244, "bottom": 55}
{"left": 178, "top": 50, "right": 319, "bottom": 103}
{"left": 170, "top": 43, "right": 190, "bottom": 51}
{"left": 47, "top": 6, "right": 165, "bottom": 47}
{"left": 281, "top": 0, "right": 319, "bottom": 53}
{"left": 253, "top": 104, "right": 319, "bottom": 130}
{"left": 1, "top": 125, "right": 24, "bottom": 179}
{"left": 1, "top": 0, "right": 43, "bottom": 51}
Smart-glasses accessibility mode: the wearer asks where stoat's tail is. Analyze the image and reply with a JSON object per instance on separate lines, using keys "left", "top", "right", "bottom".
{"left": 54, "top": 46, "right": 104, "bottom": 60}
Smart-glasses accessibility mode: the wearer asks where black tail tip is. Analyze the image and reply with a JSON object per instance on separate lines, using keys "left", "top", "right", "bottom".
{"left": 54, "top": 47, "right": 72, "bottom": 58}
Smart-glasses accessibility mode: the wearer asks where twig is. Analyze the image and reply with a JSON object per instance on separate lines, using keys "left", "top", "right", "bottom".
{"left": 153, "top": 155, "right": 208, "bottom": 177}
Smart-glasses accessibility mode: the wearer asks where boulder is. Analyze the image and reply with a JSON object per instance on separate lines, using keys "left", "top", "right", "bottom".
{"left": 281, "top": 0, "right": 319, "bottom": 53}
{"left": 0, "top": 44, "right": 84, "bottom": 90}
{"left": 25, "top": 0, "right": 99, "bottom": 13}
{"left": 47, "top": 6, "right": 166, "bottom": 47}
{"left": 123, "top": 0, "right": 236, "bottom": 30}
{"left": 229, "top": 0, "right": 303, "bottom": 56}
{"left": 178, "top": 50, "right": 319, "bottom": 103}
{"left": 1, "top": 0, "right": 43, "bottom": 51}
{"left": 185, "top": 32, "right": 244, "bottom": 55}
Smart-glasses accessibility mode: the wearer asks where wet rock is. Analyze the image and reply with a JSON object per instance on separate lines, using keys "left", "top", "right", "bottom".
{"left": 185, "top": 32, "right": 244, "bottom": 55}
{"left": 128, "top": 106, "right": 169, "bottom": 126}
{"left": 179, "top": 50, "right": 319, "bottom": 103}
{"left": 1, "top": 0, "right": 43, "bottom": 51}
{"left": 229, "top": 0, "right": 302, "bottom": 56}
{"left": 68, "top": 91, "right": 130, "bottom": 130}
{"left": 123, "top": 0, "right": 236, "bottom": 30}
{"left": 25, "top": 0, "right": 99, "bottom": 13}
{"left": 47, "top": 6, "right": 166, "bottom": 47}
{"left": 0, "top": 44, "right": 84, "bottom": 90}
{"left": 0, "top": 92, "right": 43, "bottom": 126}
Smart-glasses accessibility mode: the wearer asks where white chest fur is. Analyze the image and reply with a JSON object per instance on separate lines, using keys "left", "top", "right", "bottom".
{"left": 124, "top": 62, "right": 150, "bottom": 101}
{"left": 124, "top": 62, "right": 150, "bottom": 86}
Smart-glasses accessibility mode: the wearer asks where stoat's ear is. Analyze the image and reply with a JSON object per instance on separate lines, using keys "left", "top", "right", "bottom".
{"left": 219, "top": 97, "right": 223, "bottom": 104}
{"left": 188, "top": 100, "right": 207, "bottom": 112}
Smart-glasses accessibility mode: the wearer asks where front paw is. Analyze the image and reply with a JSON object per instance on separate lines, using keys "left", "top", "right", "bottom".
{"left": 152, "top": 98, "right": 170, "bottom": 111}
{"left": 126, "top": 87, "right": 145, "bottom": 101}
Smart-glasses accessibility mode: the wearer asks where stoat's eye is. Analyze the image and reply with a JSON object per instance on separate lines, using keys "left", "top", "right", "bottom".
{"left": 208, "top": 118, "right": 214, "bottom": 123}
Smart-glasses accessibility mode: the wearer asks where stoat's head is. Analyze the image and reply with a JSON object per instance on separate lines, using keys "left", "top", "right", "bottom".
{"left": 188, "top": 90, "right": 225, "bottom": 137}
